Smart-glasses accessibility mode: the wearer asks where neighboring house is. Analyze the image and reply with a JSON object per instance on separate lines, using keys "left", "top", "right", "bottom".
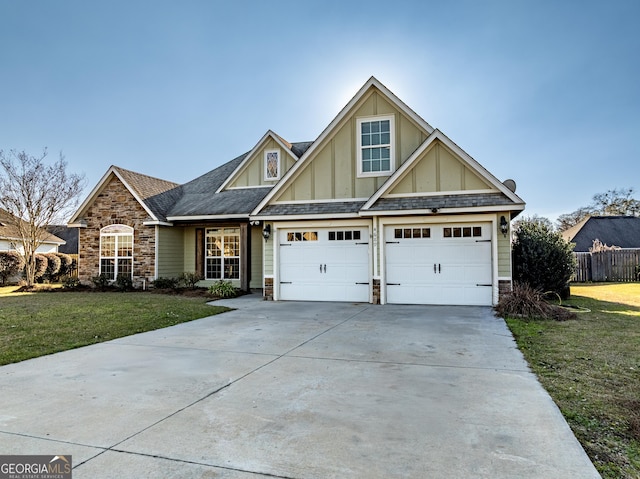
{"left": 0, "top": 208, "right": 65, "bottom": 253}
{"left": 562, "top": 216, "right": 640, "bottom": 252}
{"left": 47, "top": 226, "right": 79, "bottom": 254}
{"left": 68, "top": 77, "right": 525, "bottom": 305}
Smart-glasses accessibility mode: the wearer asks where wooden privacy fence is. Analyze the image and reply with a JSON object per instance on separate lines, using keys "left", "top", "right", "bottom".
{"left": 573, "top": 250, "right": 640, "bottom": 282}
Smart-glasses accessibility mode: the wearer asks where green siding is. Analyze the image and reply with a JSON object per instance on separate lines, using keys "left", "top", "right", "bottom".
{"left": 272, "top": 89, "right": 430, "bottom": 203}
{"left": 228, "top": 137, "right": 297, "bottom": 189}
{"left": 497, "top": 213, "right": 512, "bottom": 277}
{"left": 263, "top": 222, "right": 274, "bottom": 275}
{"left": 250, "top": 225, "right": 263, "bottom": 289}
{"left": 183, "top": 227, "right": 196, "bottom": 273}
{"left": 157, "top": 226, "right": 185, "bottom": 278}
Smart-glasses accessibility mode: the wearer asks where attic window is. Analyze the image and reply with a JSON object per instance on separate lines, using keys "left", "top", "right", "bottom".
{"left": 357, "top": 115, "right": 395, "bottom": 177}
{"left": 265, "top": 149, "right": 280, "bottom": 181}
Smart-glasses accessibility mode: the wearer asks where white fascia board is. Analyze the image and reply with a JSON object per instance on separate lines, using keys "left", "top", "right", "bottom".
{"left": 68, "top": 166, "right": 160, "bottom": 224}
{"left": 431, "top": 130, "right": 525, "bottom": 204}
{"left": 68, "top": 166, "right": 119, "bottom": 224}
{"left": 66, "top": 222, "right": 87, "bottom": 228}
{"left": 363, "top": 129, "right": 525, "bottom": 210}
{"left": 216, "top": 131, "right": 299, "bottom": 194}
{"left": 271, "top": 198, "right": 369, "bottom": 205}
{"left": 251, "top": 77, "right": 435, "bottom": 217}
{"left": 166, "top": 214, "right": 249, "bottom": 221}
{"left": 249, "top": 213, "right": 359, "bottom": 222}
{"left": 143, "top": 221, "right": 174, "bottom": 226}
{"left": 362, "top": 133, "right": 441, "bottom": 209}
{"left": 359, "top": 204, "right": 525, "bottom": 217}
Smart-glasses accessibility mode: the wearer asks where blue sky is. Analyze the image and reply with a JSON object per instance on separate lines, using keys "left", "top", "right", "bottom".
{"left": 1, "top": 0, "right": 638, "bottom": 224}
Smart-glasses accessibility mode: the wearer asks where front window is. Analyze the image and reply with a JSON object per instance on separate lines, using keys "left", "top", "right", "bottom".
{"left": 264, "top": 149, "right": 280, "bottom": 181}
{"left": 206, "top": 228, "right": 240, "bottom": 280}
{"left": 100, "top": 224, "right": 133, "bottom": 280}
{"left": 357, "top": 115, "right": 395, "bottom": 177}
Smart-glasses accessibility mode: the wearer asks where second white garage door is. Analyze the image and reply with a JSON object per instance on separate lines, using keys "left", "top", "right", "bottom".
{"left": 279, "top": 227, "right": 370, "bottom": 302}
{"left": 385, "top": 223, "right": 493, "bottom": 305}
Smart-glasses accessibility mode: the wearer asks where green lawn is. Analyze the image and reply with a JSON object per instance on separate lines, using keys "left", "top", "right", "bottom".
{"left": 506, "top": 283, "right": 640, "bottom": 479}
{"left": 0, "top": 288, "right": 229, "bottom": 366}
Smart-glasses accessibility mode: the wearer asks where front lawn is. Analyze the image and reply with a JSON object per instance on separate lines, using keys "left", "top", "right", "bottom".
{"left": 0, "top": 289, "right": 229, "bottom": 366}
{"left": 506, "top": 283, "right": 640, "bottom": 479}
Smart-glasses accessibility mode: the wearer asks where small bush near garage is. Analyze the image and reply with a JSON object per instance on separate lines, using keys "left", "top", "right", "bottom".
{"left": 495, "top": 282, "right": 576, "bottom": 321}
{"left": 209, "top": 280, "right": 237, "bottom": 298}
{"left": 512, "top": 220, "right": 575, "bottom": 299}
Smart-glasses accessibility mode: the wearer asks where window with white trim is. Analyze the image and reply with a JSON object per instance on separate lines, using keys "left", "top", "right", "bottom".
{"left": 357, "top": 115, "right": 395, "bottom": 177}
{"left": 264, "top": 149, "right": 280, "bottom": 181}
{"left": 100, "top": 224, "right": 133, "bottom": 280}
{"left": 206, "top": 228, "right": 240, "bottom": 280}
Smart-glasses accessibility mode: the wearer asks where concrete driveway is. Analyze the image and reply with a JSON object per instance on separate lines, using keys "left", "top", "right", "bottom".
{"left": 0, "top": 295, "right": 599, "bottom": 478}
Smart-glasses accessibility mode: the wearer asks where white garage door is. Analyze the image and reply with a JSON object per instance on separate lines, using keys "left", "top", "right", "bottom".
{"left": 279, "top": 227, "right": 370, "bottom": 302}
{"left": 385, "top": 223, "right": 493, "bottom": 305}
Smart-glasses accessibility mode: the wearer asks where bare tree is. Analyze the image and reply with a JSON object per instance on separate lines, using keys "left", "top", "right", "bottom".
{"left": 0, "top": 149, "right": 85, "bottom": 287}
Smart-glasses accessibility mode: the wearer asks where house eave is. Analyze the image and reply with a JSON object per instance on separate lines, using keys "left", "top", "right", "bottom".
{"left": 359, "top": 204, "right": 525, "bottom": 217}
{"left": 166, "top": 214, "right": 250, "bottom": 222}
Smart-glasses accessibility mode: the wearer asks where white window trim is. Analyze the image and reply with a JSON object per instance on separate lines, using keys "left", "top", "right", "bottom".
{"left": 264, "top": 149, "right": 281, "bottom": 181}
{"left": 99, "top": 224, "right": 134, "bottom": 280}
{"left": 356, "top": 115, "right": 395, "bottom": 178}
{"left": 205, "top": 228, "right": 241, "bottom": 280}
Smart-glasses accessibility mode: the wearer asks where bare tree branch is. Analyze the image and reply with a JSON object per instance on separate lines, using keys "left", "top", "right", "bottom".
{"left": 0, "top": 148, "right": 85, "bottom": 287}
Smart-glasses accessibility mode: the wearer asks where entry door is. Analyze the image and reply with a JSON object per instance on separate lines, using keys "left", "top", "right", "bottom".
{"left": 385, "top": 223, "right": 492, "bottom": 305}
{"left": 279, "top": 227, "right": 369, "bottom": 302}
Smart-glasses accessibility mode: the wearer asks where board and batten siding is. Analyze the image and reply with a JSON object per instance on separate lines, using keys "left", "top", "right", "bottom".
{"left": 275, "top": 90, "right": 429, "bottom": 203}
{"left": 156, "top": 226, "right": 185, "bottom": 278}
{"left": 497, "top": 213, "right": 512, "bottom": 277}
{"left": 228, "top": 138, "right": 297, "bottom": 188}
{"left": 390, "top": 141, "right": 492, "bottom": 195}
{"left": 250, "top": 225, "right": 264, "bottom": 289}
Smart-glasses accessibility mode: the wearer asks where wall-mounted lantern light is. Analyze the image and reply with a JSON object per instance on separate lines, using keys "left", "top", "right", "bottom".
{"left": 262, "top": 224, "right": 271, "bottom": 241}
{"left": 500, "top": 216, "right": 509, "bottom": 237}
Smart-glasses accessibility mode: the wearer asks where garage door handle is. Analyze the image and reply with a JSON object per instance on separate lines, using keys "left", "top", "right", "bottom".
{"left": 477, "top": 284, "right": 492, "bottom": 287}
{"left": 355, "top": 282, "right": 369, "bottom": 285}
{"left": 439, "top": 264, "right": 441, "bottom": 273}
{"left": 387, "top": 283, "right": 401, "bottom": 286}
{"left": 324, "top": 264, "right": 326, "bottom": 273}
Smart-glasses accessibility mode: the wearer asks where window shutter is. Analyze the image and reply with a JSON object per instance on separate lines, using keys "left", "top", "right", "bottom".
{"left": 195, "top": 228, "right": 204, "bottom": 278}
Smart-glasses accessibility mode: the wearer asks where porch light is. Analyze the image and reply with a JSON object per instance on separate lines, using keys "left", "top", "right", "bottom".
{"left": 262, "top": 224, "right": 271, "bottom": 241}
{"left": 500, "top": 216, "right": 508, "bottom": 237}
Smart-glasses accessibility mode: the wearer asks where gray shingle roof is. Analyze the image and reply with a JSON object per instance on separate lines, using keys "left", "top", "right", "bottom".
{"left": 257, "top": 201, "right": 367, "bottom": 217}
{"left": 166, "top": 142, "right": 313, "bottom": 218}
{"left": 366, "top": 192, "right": 515, "bottom": 211}
{"left": 562, "top": 216, "right": 640, "bottom": 252}
{"left": 113, "top": 167, "right": 181, "bottom": 222}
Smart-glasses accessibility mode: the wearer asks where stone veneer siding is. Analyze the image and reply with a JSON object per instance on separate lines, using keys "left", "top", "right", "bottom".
{"left": 498, "top": 279, "right": 512, "bottom": 300}
{"left": 263, "top": 277, "right": 274, "bottom": 300}
{"left": 78, "top": 177, "right": 156, "bottom": 287}
{"left": 372, "top": 279, "right": 381, "bottom": 304}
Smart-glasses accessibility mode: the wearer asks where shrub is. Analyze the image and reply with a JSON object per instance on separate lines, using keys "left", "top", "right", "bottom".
{"left": 34, "top": 254, "right": 48, "bottom": 282}
{"left": 0, "top": 251, "right": 24, "bottom": 285}
{"left": 153, "top": 277, "right": 179, "bottom": 289}
{"left": 115, "top": 275, "right": 133, "bottom": 291}
{"left": 62, "top": 277, "right": 81, "bottom": 289}
{"left": 53, "top": 253, "right": 74, "bottom": 279}
{"left": 208, "top": 280, "right": 237, "bottom": 298}
{"left": 43, "top": 253, "right": 62, "bottom": 281}
{"left": 91, "top": 273, "right": 111, "bottom": 291}
{"left": 495, "top": 282, "right": 576, "bottom": 321}
{"left": 179, "top": 272, "right": 203, "bottom": 290}
{"left": 512, "top": 220, "right": 576, "bottom": 299}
